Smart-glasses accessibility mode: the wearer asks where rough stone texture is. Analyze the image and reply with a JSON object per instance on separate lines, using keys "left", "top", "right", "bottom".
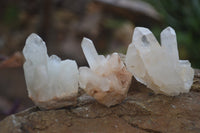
{"left": 0, "top": 69, "right": 200, "bottom": 133}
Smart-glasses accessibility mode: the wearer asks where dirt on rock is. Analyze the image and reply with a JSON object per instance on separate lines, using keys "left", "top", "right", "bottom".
{"left": 0, "top": 70, "right": 200, "bottom": 133}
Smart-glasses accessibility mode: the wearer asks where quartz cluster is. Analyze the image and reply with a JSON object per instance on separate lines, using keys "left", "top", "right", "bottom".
{"left": 79, "top": 38, "right": 132, "bottom": 107}
{"left": 23, "top": 26, "right": 194, "bottom": 109}
{"left": 125, "top": 27, "right": 194, "bottom": 96}
{"left": 23, "top": 33, "right": 79, "bottom": 109}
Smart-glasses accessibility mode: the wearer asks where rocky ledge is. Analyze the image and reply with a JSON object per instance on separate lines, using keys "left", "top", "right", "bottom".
{"left": 0, "top": 69, "right": 200, "bottom": 133}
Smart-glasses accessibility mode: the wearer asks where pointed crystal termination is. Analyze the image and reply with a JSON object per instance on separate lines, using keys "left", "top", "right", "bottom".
{"left": 23, "top": 33, "right": 79, "bottom": 109}
{"left": 79, "top": 38, "right": 132, "bottom": 107}
{"left": 81, "top": 37, "right": 100, "bottom": 70}
{"left": 125, "top": 27, "right": 194, "bottom": 96}
{"left": 161, "top": 27, "right": 179, "bottom": 62}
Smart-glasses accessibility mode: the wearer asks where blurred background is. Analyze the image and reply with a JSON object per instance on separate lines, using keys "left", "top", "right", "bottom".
{"left": 0, "top": 0, "right": 200, "bottom": 120}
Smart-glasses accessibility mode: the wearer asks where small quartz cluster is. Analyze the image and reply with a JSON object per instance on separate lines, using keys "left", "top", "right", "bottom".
{"left": 79, "top": 38, "right": 132, "bottom": 107}
{"left": 125, "top": 27, "right": 194, "bottom": 96}
{"left": 23, "top": 34, "right": 79, "bottom": 109}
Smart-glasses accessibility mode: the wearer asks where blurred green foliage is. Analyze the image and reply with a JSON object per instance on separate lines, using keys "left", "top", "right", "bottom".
{"left": 3, "top": 4, "right": 20, "bottom": 28}
{"left": 103, "top": 18, "right": 126, "bottom": 29}
{"left": 144, "top": 0, "right": 200, "bottom": 68}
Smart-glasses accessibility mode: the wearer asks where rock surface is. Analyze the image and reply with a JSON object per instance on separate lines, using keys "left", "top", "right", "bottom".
{"left": 1, "top": 70, "right": 200, "bottom": 133}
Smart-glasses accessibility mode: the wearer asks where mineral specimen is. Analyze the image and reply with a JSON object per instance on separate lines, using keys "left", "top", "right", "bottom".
{"left": 125, "top": 27, "right": 194, "bottom": 96}
{"left": 79, "top": 38, "right": 132, "bottom": 107}
{"left": 23, "top": 33, "right": 79, "bottom": 109}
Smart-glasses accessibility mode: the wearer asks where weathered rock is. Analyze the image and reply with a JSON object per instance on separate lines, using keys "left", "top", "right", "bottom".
{"left": 0, "top": 52, "right": 24, "bottom": 69}
{"left": 1, "top": 70, "right": 200, "bottom": 133}
{"left": 93, "top": 0, "right": 161, "bottom": 26}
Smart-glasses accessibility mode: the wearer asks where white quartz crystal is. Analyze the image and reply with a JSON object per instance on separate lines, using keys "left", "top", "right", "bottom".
{"left": 125, "top": 27, "right": 194, "bottom": 96}
{"left": 23, "top": 33, "right": 79, "bottom": 109}
{"left": 79, "top": 38, "right": 132, "bottom": 107}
